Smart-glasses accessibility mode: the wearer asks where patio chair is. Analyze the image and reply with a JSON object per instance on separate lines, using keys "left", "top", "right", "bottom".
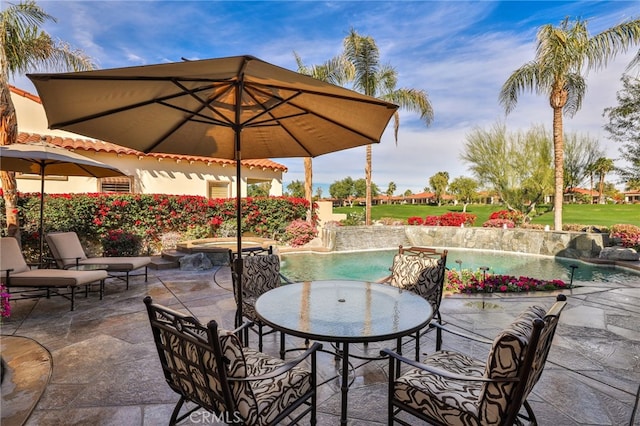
{"left": 378, "top": 246, "right": 448, "bottom": 359}
{"left": 45, "top": 231, "right": 151, "bottom": 290}
{"left": 381, "top": 294, "right": 567, "bottom": 426}
{"left": 143, "top": 296, "right": 322, "bottom": 426}
{"left": 229, "top": 247, "right": 293, "bottom": 353}
{"left": 0, "top": 237, "right": 108, "bottom": 311}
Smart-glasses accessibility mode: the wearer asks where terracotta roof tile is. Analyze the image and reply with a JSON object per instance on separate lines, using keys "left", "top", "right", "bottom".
{"left": 16, "top": 133, "right": 288, "bottom": 172}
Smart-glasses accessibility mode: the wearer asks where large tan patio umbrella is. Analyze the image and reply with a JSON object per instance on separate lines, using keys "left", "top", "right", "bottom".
{"left": 0, "top": 139, "right": 125, "bottom": 265}
{"left": 27, "top": 55, "right": 398, "bottom": 323}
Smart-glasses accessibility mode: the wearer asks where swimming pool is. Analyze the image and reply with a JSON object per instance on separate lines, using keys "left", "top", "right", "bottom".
{"left": 280, "top": 249, "right": 640, "bottom": 285}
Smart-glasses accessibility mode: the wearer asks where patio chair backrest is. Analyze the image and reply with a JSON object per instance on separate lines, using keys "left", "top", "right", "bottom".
{"left": 389, "top": 246, "right": 448, "bottom": 309}
{"left": 0, "top": 237, "right": 31, "bottom": 275}
{"left": 240, "top": 254, "right": 281, "bottom": 301}
{"left": 46, "top": 232, "right": 88, "bottom": 268}
{"left": 479, "top": 304, "right": 555, "bottom": 424}
{"left": 143, "top": 297, "right": 259, "bottom": 423}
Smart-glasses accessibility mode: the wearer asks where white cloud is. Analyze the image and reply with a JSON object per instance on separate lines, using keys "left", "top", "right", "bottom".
{"left": 10, "top": 1, "right": 639, "bottom": 193}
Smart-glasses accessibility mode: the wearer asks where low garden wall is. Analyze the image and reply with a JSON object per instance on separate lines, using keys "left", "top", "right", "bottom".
{"left": 321, "top": 225, "right": 607, "bottom": 259}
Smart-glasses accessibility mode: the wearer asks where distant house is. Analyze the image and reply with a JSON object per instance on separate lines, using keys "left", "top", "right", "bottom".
{"left": 5, "top": 86, "right": 287, "bottom": 198}
{"left": 623, "top": 190, "right": 640, "bottom": 203}
{"left": 564, "top": 187, "right": 600, "bottom": 204}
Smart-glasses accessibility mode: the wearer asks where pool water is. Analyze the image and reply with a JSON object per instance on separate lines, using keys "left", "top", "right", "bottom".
{"left": 280, "top": 249, "right": 640, "bottom": 285}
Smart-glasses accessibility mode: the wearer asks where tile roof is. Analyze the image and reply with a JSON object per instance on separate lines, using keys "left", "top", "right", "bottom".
{"left": 10, "top": 86, "right": 288, "bottom": 172}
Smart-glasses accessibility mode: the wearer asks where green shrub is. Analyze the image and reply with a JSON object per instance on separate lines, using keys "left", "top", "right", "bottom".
{"left": 101, "top": 229, "right": 143, "bottom": 256}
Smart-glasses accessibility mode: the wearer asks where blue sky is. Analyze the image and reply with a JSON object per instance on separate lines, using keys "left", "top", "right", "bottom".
{"left": 10, "top": 1, "right": 640, "bottom": 195}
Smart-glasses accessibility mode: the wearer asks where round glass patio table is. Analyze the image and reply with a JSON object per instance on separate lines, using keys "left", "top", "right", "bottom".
{"left": 255, "top": 280, "right": 433, "bottom": 426}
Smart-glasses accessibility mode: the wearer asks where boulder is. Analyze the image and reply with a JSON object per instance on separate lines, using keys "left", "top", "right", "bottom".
{"left": 598, "top": 247, "right": 640, "bottom": 261}
{"left": 179, "top": 252, "right": 214, "bottom": 270}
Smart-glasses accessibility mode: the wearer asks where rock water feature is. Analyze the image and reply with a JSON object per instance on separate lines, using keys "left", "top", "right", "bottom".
{"left": 322, "top": 225, "right": 607, "bottom": 258}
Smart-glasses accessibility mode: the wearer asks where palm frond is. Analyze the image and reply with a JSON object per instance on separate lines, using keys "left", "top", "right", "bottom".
{"left": 587, "top": 18, "right": 640, "bottom": 70}
{"left": 499, "top": 62, "right": 541, "bottom": 114}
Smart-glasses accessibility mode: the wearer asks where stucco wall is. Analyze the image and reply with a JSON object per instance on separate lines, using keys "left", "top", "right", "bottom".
{"left": 321, "top": 225, "right": 606, "bottom": 259}
{"left": 9, "top": 88, "right": 284, "bottom": 197}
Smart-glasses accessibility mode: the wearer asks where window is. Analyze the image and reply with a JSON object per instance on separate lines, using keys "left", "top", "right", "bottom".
{"left": 100, "top": 176, "right": 133, "bottom": 193}
{"left": 209, "top": 181, "right": 230, "bottom": 199}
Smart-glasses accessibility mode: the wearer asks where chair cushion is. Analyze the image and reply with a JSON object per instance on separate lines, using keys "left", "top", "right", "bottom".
{"left": 241, "top": 255, "right": 281, "bottom": 299}
{"left": 394, "top": 305, "right": 547, "bottom": 425}
{"left": 77, "top": 256, "right": 151, "bottom": 271}
{"left": 244, "top": 347, "right": 312, "bottom": 426}
{"left": 0, "top": 238, "right": 31, "bottom": 274}
{"left": 394, "top": 350, "right": 485, "bottom": 425}
{"left": 47, "top": 232, "right": 150, "bottom": 271}
{"left": 479, "top": 305, "right": 546, "bottom": 423}
{"left": 390, "top": 254, "right": 445, "bottom": 307}
{"left": 4, "top": 269, "right": 107, "bottom": 288}
{"left": 46, "top": 232, "right": 88, "bottom": 267}
{"left": 158, "top": 328, "right": 227, "bottom": 415}
{"left": 218, "top": 329, "right": 312, "bottom": 425}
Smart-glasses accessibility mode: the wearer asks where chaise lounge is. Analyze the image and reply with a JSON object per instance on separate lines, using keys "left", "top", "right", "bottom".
{"left": 46, "top": 231, "right": 151, "bottom": 290}
{"left": 0, "top": 237, "right": 108, "bottom": 311}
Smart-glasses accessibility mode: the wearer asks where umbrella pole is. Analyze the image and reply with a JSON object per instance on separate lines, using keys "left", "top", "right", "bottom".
{"left": 39, "top": 169, "right": 45, "bottom": 267}
{"left": 234, "top": 78, "right": 244, "bottom": 329}
{"left": 234, "top": 147, "right": 243, "bottom": 328}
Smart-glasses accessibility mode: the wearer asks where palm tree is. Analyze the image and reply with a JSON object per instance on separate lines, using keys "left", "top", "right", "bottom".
{"left": 592, "top": 157, "right": 615, "bottom": 204}
{"left": 294, "top": 52, "right": 354, "bottom": 222}
{"left": 585, "top": 161, "right": 598, "bottom": 204}
{"left": 499, "top": 17, "right": 640, "bottom": 231}
{"left": 1, "top": 0, "right": 94, "bottom": 241}
{"left": 342, "top": 29, "right": 434, "bottom": 225}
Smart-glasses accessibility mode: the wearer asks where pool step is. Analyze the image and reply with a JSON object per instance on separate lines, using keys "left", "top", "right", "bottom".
{"left": 148, "top": 250, "right": 187, "bottom": 270}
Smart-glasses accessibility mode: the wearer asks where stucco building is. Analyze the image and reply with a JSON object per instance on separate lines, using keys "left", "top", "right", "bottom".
{"left": 5, "top": 86, "right": 287, "bottom": 198}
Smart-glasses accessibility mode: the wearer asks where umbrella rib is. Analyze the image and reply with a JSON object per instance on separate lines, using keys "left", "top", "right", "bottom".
{"left": 243, "top": 83, "right": 389, "bottom": 142}
{"left": 172, "top": 80, "right": 236, "bottom": 127}
{"left": 248, "top": 80, "right": 398, "bottom": 109}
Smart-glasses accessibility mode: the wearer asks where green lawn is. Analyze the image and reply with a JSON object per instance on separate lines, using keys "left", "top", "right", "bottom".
{"left": 333, "top": 203, "right": 639, "bottom": 227}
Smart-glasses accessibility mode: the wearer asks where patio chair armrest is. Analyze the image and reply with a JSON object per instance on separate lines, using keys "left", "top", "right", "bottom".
{"left": 232, "top": 321, "right": 255, "bottom": 335}
{"left": 230, "top": 342, "right": 323, "bottom": 382}
{"left": 279, "top": 273, "right": 294, "bottom": 284}
{"left": 1, "top": 268, "right": 15, "bottom": 282}
{"left": 429, "top": 322, "right": 494, "bottom": 345}
{"left": 380, "top": 348, "right": 518, "bottom": 383}
{"left": 376, "top": 274, "right": 392, "bottom": 284}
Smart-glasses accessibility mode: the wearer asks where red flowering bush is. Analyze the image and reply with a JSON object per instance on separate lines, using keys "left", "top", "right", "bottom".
{"left": 489, "top": 210, "right": 525, "bottom": 225}
{"left": 610, "top": 224, "right": 640, "bottom": 250}
{"left": 445, "top": 269, "right": 566, "bottom": 294}
{"left": 424, "top": 212, "right": 476, "bottom": 227}
{"left": 101, "top": 229, "right": 143, "bottom": 256}
{"left": 482, "top": 218, "right": 515, "bottom": 228}
{"left": 0, "top": 284, "right": 11, "bottom": 318}
{"left": 407, "top": 216, "right": 424, "bottom": 225}
{"left": 282, "top": 219, "right": 318, "bottom": 247}
{"left": 3, "top": 192, "right": 312, "bottom": 261}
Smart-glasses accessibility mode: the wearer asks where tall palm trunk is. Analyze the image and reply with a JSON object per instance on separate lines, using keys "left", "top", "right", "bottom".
{"left": 304, "top": 157, "right": 313, "bottom": 222}
{"left": 0, "top": 51, "right": 21, "bottom": 241}
{"left": 365, "top": 144, "right": 372, "bottom": 225}
{"left": 550, "top": 85, "right": 567, "bottom": 231}
{"left": 598, "top": 173, "right": 606, "bottom": 204}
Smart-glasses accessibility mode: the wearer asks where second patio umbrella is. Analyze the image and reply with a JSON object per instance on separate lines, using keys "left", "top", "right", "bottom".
{"left": 28, "top": 54, "right": 398, "bottom": 322}
{"left": 0, "top": 140, "right": 125, "bottom": 264}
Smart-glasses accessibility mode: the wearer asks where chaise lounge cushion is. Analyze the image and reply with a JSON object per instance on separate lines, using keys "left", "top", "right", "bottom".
{"left": 0, "top": 237, "right": 107, "bottom": 288}
{"left": 46, "top": 231, "right": 151, "bottom": 272}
